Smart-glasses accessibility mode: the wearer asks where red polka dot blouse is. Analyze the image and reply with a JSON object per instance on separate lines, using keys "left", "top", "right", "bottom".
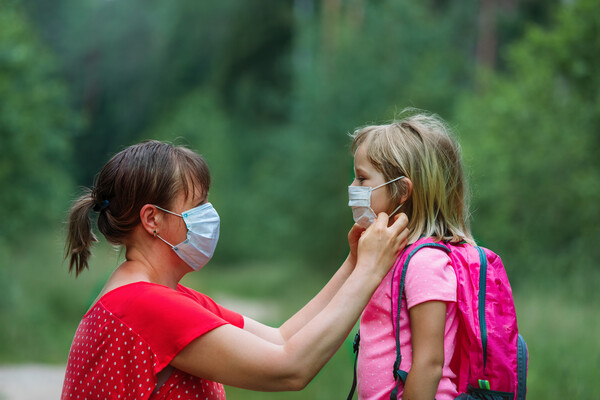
{"left": 61, "top": 282, "right": 244, "bottom": 399}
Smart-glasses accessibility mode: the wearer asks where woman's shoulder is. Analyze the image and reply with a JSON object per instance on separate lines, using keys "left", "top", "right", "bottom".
{"left": 100, "top": 281, "right": 196, "bottom": 309}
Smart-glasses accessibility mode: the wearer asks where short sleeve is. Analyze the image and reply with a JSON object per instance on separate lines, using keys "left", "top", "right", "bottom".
{"left": 177, "top": 285, "right": 244, "bottom": 328}
{"left": 101, "top": 282, "right": 243, "bottom": 373}
{"left": 404, "top": 247, "right": 457, "bottom": 309}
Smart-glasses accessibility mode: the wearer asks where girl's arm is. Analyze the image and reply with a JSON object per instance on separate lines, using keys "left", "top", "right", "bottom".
{"left": 243, "top": 224, "right": 369, "bottom": 345}
{"left": 171, "top": 213, "right": 408, "bottom": 391}
{"left": 402, "top": 300, "right": 447, "bottom": 400}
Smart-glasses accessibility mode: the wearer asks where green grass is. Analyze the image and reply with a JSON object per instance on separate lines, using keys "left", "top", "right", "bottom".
{"left": 515, "top": 289, "right": 600, "bottom": 399}
{"left": 1, "top": 230, "right": 598, "bottom": 398}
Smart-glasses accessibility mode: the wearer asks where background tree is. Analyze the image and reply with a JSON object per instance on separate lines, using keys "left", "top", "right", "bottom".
{"left": 0, "top": 0, "right": 80, "bottom": 361}
{"left": 456, "top": 0, "right": 600, "bottom": 291}
{"left": 0, "top": 2, "right": 79, "bottom": 241}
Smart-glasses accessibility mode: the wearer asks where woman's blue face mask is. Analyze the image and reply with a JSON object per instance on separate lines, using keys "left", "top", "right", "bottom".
{"left": 154, "top": 203, "right": 220, "bottom": 271}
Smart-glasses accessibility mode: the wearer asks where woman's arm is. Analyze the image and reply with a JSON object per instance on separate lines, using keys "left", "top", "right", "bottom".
{"left": 243, "top": 223, "right": 371, "bottom": 344}
{"left": 171, "top": 213, "right": 409, "bottom": 391}
{"left": 402, "top": 300, "right": 447, "bottom": 400}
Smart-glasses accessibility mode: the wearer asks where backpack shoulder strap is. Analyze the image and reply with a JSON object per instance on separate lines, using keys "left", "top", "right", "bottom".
{"left": 475, "top": 246, "right": 489, "bottom": 372}
{"left": 516, "top": 334, "right": 529, "bottom": 400}
{"left": 390, "top": 242, "right": 450, "bottom": 399}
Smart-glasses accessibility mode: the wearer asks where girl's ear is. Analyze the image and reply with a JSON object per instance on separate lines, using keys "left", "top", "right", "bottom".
{"left": 140, "top": 204, "right": 159, "bottom": 236}
{"left": 400, "top": 178, "right": 413, "bottom": 204}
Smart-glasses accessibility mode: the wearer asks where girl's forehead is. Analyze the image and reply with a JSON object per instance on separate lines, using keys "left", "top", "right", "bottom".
{"left": 354, "top": 143, "right": 366, "bottom": 158}
{"left": 354, "top": 144, "right": 372, "bottom": 167}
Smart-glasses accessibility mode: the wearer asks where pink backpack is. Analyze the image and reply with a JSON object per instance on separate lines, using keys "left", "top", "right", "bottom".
{"left": 347, "top": 238, "right": 529, "bottom": 400}
{"left": 391, "top": 238, "right": 528, "bottom": 399}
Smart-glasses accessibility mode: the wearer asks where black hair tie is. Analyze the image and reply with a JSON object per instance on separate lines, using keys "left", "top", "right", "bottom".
{"left": 93, "top": 199, "right": 110, "bottom": 212}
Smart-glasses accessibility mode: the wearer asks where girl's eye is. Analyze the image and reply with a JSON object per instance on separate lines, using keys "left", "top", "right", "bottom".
{"left": 357, "top": 177, "right": 366, "bottom": 183}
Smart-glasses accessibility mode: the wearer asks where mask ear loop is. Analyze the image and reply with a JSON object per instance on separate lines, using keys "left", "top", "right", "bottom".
{"left": 154, "top": 205, "right": 182, "bottom": 218}
{"left": 372, "top": 175, "right": 405, "bottom": 191}
{"left": 372, "top": 176, "right": 406, "bottom": 219}
{"left": 389, "top": 202, "right": 404, "bottom": 219}
{"left": 154, "top": 231, "right": 176, "bottom": 249}
{"left": 152, "top": 205, "right": 186, "bottom": 247}
{"left": 152, "top": 209, "right": 177, "bottom": 249}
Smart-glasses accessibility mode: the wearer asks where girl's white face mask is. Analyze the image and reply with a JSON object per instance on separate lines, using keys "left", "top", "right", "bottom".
{"left": 348, "top": 176, "right": 405, "bottom": 229}
{"left": 154, "top": 202, "right": 220, "bottom": 271}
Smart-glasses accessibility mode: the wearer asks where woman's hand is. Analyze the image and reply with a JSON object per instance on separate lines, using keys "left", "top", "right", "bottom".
{"left": 355, "top": 213, "right": 409, "bottom": 279}
{"left": 347, "top": 223, "right": 365, "bottom": 265}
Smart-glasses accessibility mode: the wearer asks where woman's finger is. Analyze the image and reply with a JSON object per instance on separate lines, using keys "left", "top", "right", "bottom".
{"left": 373, "top": 212, "right": 390, "bottom": 229}
{"left": 390, "top": 213, "right": 408, "bottom": 234}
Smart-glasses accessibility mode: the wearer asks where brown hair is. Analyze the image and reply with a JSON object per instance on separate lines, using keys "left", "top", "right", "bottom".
{"left": 65, "top": 140, "right": 210, "bottom": 276}
{"left": 351, "top": 110, "right": 473, "bottom": 245}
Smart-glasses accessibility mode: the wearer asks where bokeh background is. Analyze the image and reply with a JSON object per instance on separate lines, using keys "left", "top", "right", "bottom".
{"left": 0, "top": 0, "right": 598, "bottom": 399}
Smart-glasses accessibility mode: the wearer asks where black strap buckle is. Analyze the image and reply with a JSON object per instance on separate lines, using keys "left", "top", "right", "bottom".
{"left": 352, "top": 331, "right": 361, "bottom": 354}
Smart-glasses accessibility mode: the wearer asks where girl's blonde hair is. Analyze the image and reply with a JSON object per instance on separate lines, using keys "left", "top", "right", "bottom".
{"left": 351, "top": 110, "right": 474, "bottom": 245}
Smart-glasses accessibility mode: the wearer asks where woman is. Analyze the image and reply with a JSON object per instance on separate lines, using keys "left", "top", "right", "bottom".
{"left": 61, "top": 140, "right": 409, "bottom": 399}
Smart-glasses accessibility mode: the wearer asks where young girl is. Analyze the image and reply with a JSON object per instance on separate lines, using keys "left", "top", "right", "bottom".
{"left": 61, "top": 140, "right": 409, "bottom": 399}
{"left": 349, "top": 111, "right": 474, "bottom": 400}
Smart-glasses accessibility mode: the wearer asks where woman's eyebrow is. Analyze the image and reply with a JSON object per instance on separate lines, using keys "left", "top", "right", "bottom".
{"left": 196, "top": 198, "right": 207, "bottom": 207}
{"left": 193, "top": 192, "right": 208, "bottom": 208}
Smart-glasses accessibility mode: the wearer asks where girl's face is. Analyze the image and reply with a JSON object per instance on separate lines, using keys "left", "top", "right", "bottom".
{"left": 351, "top": 144, "right": 392, "bottom": 215}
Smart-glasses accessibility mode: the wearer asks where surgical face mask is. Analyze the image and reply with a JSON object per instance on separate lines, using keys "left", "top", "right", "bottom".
{"left": 348, "top": 176, "right": 405, "bottom": 229}
{"left": 153, "top": 202, "right": 220, "bottom": 271}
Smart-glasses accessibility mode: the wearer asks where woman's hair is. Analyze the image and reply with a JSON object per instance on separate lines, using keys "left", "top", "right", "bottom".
{"left": 65, "top": 140, "right": 210, "bottom": 276}
{"left": 351, "top": 110, "right": 474, "bottom": 245}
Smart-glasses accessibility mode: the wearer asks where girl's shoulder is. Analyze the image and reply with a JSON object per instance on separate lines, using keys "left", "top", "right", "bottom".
{"left": 402, "top": 238, "right": 453, "bottom": 264}
{"left": 405, "top": 245, "right": 453, "bottom": 274}
{"left": 401, "top": 241, "right": 457, "bottom": 307}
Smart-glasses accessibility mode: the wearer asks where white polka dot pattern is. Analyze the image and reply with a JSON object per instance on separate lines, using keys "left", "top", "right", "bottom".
{"left": 61, "top": 304, "right": 226, "bottom": 400}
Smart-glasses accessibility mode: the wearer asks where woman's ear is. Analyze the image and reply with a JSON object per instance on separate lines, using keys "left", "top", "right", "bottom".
{"left": 400, "top": 178, "right": 413, "bottom": 204}
{"left": 140, "top": 204, "right": 159, "bottom": 236}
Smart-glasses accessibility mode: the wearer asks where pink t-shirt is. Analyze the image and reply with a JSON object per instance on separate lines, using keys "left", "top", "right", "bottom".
{"left": 357, "top": 247, "right": 459, "bottom": 400}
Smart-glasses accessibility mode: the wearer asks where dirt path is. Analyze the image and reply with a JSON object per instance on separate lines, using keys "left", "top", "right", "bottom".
{"left": 0, "top": 364, "right": 65, "bottom": 400}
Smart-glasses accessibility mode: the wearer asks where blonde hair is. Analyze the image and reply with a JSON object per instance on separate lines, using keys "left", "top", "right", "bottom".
{"left": 351, "top": 110, "right": 474, "bottom": 245}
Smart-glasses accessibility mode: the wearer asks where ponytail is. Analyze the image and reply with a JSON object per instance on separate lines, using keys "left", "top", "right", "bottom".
{"left": 65, "top": 189, "right": 98, "bottom": 277}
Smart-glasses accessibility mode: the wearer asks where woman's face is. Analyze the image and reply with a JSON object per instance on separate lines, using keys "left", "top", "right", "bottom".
{"left": 159, "top": 185, "right": 207, "bottom": 246}
{"left": 351, "top": 144, "right": 392, "bottom": 215}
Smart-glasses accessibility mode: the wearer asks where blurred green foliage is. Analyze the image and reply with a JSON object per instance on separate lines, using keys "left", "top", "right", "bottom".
{"left": 0, "top": 0, "right": 598, "bottom": 398}
{"left": 456, "top": 0, "right": 600, "bottom": 289}
{"left": 0, "top": 1, "right": 79, "bottom": 241}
